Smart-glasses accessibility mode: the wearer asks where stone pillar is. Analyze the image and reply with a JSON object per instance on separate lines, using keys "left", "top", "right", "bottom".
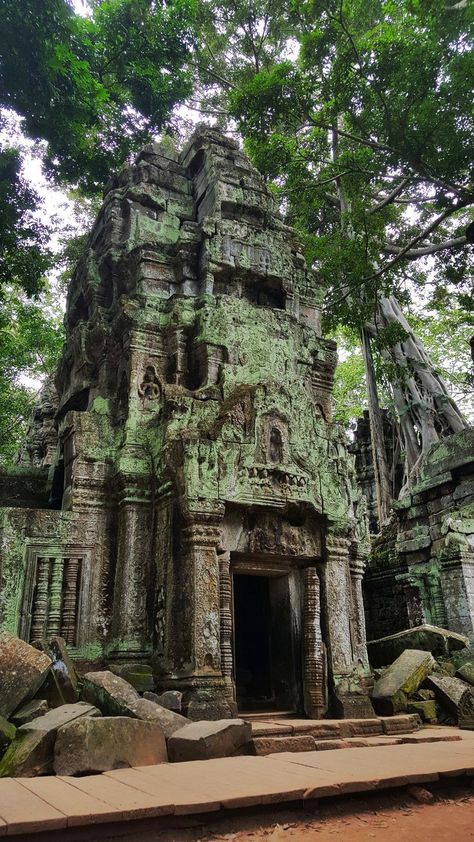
{"left": 440, "top": 551, "right": 474, "bottom": 639}
{"left": 349, "top": 550, "right": 370, "bottom": 666}
{"left": 179, "top": 510, "right": 233, "bottom": 720}
{"left": 302, "top": 566, "right": 327, "bottom": 718}
{"left": 324, "top": 535, "right": 353, "bottom": 674}
{"left": 218, "top": 550, "right": 238, "bottom": 715}
{"left": 325, "top": 533, "right": 374, "bottom": 718}
{"left": 109, "top": 489, "right": 153, "bottom": 658}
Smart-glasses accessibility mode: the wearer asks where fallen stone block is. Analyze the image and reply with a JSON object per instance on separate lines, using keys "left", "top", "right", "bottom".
{"left": 11, "top": 699, "right": 48, "bottom": 726}
{"left": 0, "top": 633, "right": 52, "bottom": 718}
{"left": 144, "top": 689, "right": 182, "bottom": 713}
{"left": 367, "top": 624, "right": 468, "bottom": 669}
{"left": 131, "top": 698, "right": 189, "bottom": 738}
{"left": 82, "top": 671, "right": 188, "bottom": 737}
{"left": 109, "top": 663, "right": 154, "bottom": 693}
{"left": 34, "top": 636, "right": 79, "bottom": 706}
{"left": 425, "top": 674, "right": 474, "bottom": 728}
{"left": 407, "top": 700, "right": 437, "bottom": 723}
{"left": 81, "top": 670, "right": 140, "bottom": 713}
{"left": 0, "top": 716, "right": 16, "bottom": 753}
{"left": 0, "top": 702, "right": 101, "bottom": 777}
{"left": 372, "top": 649, "right": 435, "bottom": 715}
{"left": 456, "top": 661, "right": 474, "bottom": 687}
{"left": 168, "top": 719, "right": 252, "bottom": 762}
{"left": 54, "top": 716, "right": 167, "bottom": 775}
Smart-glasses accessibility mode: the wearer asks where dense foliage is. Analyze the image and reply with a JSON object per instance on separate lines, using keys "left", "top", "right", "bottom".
{"left": 0, "top": 0, "right": 197, "bottom": 192}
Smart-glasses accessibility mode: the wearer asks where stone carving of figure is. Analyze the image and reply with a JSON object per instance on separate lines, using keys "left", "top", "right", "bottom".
{"left": 138, "top": 365, "right": 161, "bottom": 401}
{"left": 269, "top": 426, "right": 284, "bottom": 463}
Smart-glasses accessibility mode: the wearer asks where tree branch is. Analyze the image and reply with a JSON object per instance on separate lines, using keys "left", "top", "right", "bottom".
{"left": 383, "top": 235, "right": 468, "bottom": 258}
{"left": 368, "top": 176, "right": 412, "bottom": 214}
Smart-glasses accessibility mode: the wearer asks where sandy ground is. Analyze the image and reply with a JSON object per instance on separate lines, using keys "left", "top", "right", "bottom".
{"left": 95, "top": 782, "right": 474, "bottom": 842}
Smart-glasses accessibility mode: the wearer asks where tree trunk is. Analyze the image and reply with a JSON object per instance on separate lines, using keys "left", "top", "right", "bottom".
{"left": 360, "top": 326, "right": 393, "bottom": 524}
{"left": 366, "top": 295, "right": 468, "bottom": 485}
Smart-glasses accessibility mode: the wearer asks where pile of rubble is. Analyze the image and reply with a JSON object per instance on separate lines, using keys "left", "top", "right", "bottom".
{"left": 369, "top": 625, "right": 474, "bottom": 727}
{"left": 0, "top": 633, "right": 250, "bottom": 777}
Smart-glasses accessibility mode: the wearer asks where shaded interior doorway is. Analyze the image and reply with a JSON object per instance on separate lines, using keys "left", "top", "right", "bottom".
{"left": 234, "top": 574, "right": 273, "bottom": 709}
{"left": 233, "top": 570, "right": 301, "bottom": 713}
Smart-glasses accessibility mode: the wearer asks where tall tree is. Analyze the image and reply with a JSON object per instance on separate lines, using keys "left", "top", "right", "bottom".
{"left": 193, "top": 0, "right": 473, "bottom": 508}
{"left": 0, "top": 0, "right": 197, "bottom": 192}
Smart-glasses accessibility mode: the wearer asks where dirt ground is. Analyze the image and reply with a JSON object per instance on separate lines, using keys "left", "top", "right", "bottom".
{"left": 95, "top": 782, "right": 474, "bottom": 842}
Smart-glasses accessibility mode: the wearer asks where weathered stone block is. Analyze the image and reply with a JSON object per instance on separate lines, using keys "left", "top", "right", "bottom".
{"left": 407, "top": 700, "right": 437, "bottom": 723}
{"left": 367, "top": 625, "right": 468, "bottom": 669}
{"left": 82, "top": 670, "right": 140, "bottom": 713}
{"left": 425, "top": 674, "right": 474, "bottom": 728}
{"left": 54, "top": 716, "right": 167, "bottom": 775}
{"left": 168, "top": 719, "right": 252, "bottom": 762}
{"left": 109, "top": 663, "right": 154, "bottom": 693}
{"left": 130, "top": 698, "right": 189, "bottom": 738}
{"left": 0, "top": 702, "right": 101, "bottom": 777}
{"left": 144, "top": 690, "right": 182, "bottom": 713}
{"left": 456, "top": 662, "right": 474, "bottom": 687}
{"left": 372, "top": 650, "right": 435, "bottom": 715}
{"left": 11, "top": 699, "right": 48, "bottom": 726}
{"left": 0, "top": 633, "right": 52, "bottom": 719}
{"left": 380, "top": 714, "right": 420, "bottom": 734}
{"left": 82, "top": 671, "right": 188, "bottom": 737}
{"left": 0, "top": 716, "right": 15, "bottom": 753}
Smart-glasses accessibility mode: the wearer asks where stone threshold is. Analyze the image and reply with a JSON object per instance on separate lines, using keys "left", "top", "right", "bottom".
{"left": 246, "top": 713, "right": 421, "bottom": 739}
{"left": 0, "top": 728, "right": 473, "bottom": 839}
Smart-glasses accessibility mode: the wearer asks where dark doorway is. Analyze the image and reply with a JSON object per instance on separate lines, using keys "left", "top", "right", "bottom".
{"left": 233, "top": 574, "right": 273, "bottom": 709}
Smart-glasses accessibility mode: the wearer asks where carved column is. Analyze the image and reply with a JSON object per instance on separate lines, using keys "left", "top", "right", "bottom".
{"left": 219, "top": 550, "right": 237, "bottom": 713}
{"left": 60, "top": 557, "right": 80, "bottom": 645}
{"left": 30, "top": 557, "right": 50, "bottom": 642}
{"left": 176, "top": 509, "right": 233, "bottom": 719}
{"left": 110, "top": 488, "right": 153, "bottom": 657}
{"left": 324, "top": 535, "right": 353, "bottom": 674}
{"left": 182, "top": 515, "right": 222, "bottom": 676}
{"left": 303, "top": 566, "right": 327, "bottom": 718}
{"left": 349, "top": 550, "right": 369, "bottom": 666}
{"left": 47, "top": 556, "right": 64, "bottom": 637}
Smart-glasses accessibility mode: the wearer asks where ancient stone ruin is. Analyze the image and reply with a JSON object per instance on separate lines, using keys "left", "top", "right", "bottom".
{"left": 0, "top": 127, "right": 373, "bottom": 721}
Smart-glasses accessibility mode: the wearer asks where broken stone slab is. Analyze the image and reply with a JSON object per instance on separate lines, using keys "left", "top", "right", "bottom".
{"left": 367, "top": 624, "right": 469, "bottom": 669}
{"left": 54, "top": 716, "right": 167, "bottom": 775}
{"left": 34, "top": 636, "right": 79, "bottom": 705}
{"left": 168, "top": 719, "right": 252, "bottom": 762}
{"left": 11, "top": 699, "right": 48, "bottom": 726}
{"left": 130, "top": 698, "right": 189, "bottom": 738}
{"left": 407, "top": 700, "right": 438, "bottom": 723}
{"left": 82, "top": 671, "right": 188, "bottom": 737}
{"left": 109, "top": 663, "right": 154, "bottom": 693}
{"left": 0, "top": 716, "right": 16, "bottom": 753}
{"left": 425, "top": 674, "right": 474, "bottom": 728}
{"left": 372, "top": 650, "right": 435, "bottom": 715}
{"left": 456, "top": 662, "right": 474, "bottom": 687}
{"left": 0, "top": 633, "right": 52, "bottom": 718}
{"left": 82, "top": 670, "right": 139, "bottom": 713}
{"left": 0, "top": 701, "right": 101, "bottom": 777}
{"left": 144, "top": 690, "right": 182, "bottom": 713}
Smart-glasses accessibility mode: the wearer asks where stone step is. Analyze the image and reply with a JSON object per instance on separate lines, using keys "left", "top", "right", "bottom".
{"left": 249, "top": 726, "right": 463, "bottom": 756}
{"left": 246, "top": 713, "right": 421, "bottom": 740}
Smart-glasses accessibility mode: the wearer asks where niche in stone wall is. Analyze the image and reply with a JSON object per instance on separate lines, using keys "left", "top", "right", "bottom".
{"left": 259, "top": 413, "right": 289, "bottom": 464}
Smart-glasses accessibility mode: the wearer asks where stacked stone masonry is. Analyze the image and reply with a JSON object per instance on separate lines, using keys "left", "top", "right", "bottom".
{"left": 0, "top": 128, "right": 372, "bottom": 720}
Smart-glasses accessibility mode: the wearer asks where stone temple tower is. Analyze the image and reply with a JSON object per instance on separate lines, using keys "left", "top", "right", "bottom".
{"left": 0, "top": 127, "right": 373, "bottom": 720}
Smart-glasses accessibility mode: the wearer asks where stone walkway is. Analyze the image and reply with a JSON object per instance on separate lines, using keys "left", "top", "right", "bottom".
{"left": 0, "top": 728, "right": 472, "bottom": 837}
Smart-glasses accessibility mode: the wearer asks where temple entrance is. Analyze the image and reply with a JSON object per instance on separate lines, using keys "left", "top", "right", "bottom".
{"left": 232, "top": 569, "right": 301, "bottom": 713}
